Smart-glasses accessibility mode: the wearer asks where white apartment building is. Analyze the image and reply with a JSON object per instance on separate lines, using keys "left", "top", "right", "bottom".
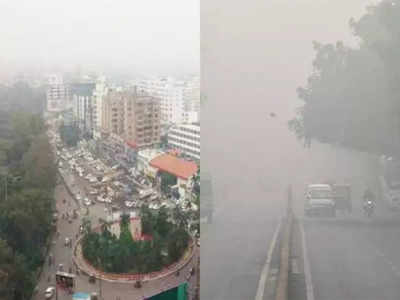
{"left": 46, "top": 74, "right": 69, "bottom": 112}
{"left": 137, "top": 77, "right": 200, "bottom": 125}
{"left": 183, "top": 76, "right": 200, "bottom": 114}
{"left": 71, "top": 83, "right": 96, "bottom": 136}
{"left": 168, "top": 124, "right": 200, "bottom": 160}
{"left": 92, "top": 76, "right": 108, "bottom": 139}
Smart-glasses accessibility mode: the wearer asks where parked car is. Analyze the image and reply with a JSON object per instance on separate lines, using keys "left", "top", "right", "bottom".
{"left": 44, "top": 287, "right": 55, "bottom": 299}
{"left": 84, "top": 198, "right": 91, "bottom": 206}
{"left": 125, "top": 201, "right": 134, "bottom": 208}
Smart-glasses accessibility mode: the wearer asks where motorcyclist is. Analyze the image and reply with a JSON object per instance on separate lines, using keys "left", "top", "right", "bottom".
{"left": 363, "top": 188, "right": 375, "bottom": 213}
{"left": 363, "top": 188, "right": 375, "bottom": 205}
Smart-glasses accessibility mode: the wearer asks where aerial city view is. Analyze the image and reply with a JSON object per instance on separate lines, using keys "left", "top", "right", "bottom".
{"left": 0, "top": 1, "right": 199, "bottom": 300}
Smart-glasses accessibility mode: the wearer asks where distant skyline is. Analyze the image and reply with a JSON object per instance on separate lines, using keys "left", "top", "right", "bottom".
{"left": 0, "top": 0, "right": 199, "bottom": 79}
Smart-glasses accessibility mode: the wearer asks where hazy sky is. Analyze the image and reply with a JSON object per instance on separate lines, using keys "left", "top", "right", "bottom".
{"left": 0, "top": 0, "right": 199, "bottom": 77}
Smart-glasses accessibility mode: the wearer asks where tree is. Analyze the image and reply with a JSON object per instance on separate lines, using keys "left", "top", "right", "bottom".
{"left": 159, "top": 171, "right": 177, "bottom": 194}
{"left": 155, "top": 206, "right": 171, "bottom": 237}
{"left": 167, "top": 227, "right": 189, "bottom": 263}
{"left": 22, "top": 134, "right": 56, "bottom": 190}
{"left": 290, "top": 0, "right": 400, "bottom": 157}
{"left": 140, "top": 205, "right": 155, "bottom": 235}
{"left": 0, "top": 86, "right": 55, "bottom": 300}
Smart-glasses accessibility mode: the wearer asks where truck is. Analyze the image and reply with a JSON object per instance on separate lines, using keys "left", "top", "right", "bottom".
{"left": 304, "top": 183, "right": 352, "bottom": 217}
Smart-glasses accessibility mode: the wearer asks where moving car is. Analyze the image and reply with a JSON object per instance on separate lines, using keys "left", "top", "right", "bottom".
{"left": 84, "top": 198, "right": 91, "bottom": 206}
{"left": 304, "top": 184, "right": 336, "bottom": 217}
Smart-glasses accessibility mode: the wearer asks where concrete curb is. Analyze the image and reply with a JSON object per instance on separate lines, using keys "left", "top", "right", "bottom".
{"left": 275, "top": 185, "right": 294, "bottom": 300}
{"left": 275, "top": 214, "right": 293, "bottom": 300}
{"left": 72, "top": 235, "right": 196, "bottom": 283}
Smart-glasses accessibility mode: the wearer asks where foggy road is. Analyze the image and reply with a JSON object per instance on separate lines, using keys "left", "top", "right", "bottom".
{"left": 303, "top": 211, "right": 400, "bottom": 300}
{"left": 201, "top": 0, "right": 382, "bottom": 299}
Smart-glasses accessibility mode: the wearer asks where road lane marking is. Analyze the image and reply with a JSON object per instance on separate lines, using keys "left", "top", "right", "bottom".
{"left": 292, "top": 258, "right": 300, "bottom": 274}
{"left": 300, "top": 221, "right": 315, "bottom": 300}
{"left": 255, "top": 220, "right": 281, "bottom": 300}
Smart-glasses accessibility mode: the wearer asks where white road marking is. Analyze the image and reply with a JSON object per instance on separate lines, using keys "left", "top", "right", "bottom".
{"left": 255, "top": 220, "right": 282, "bottom": 300}
{"left": 300, "top": 221, "right": 315, "bottom": 300}
{"left": 292, "top": 258, "right": 300, "bottom": 274}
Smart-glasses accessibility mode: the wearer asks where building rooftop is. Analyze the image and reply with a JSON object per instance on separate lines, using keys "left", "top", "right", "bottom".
{"left": 150, "top": 154, "right": 198, "bottom": 180}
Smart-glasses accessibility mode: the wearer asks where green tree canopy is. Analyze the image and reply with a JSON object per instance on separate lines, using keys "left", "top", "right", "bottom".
{"left": 290, "top": 0, "right": 400, "bottom": 158}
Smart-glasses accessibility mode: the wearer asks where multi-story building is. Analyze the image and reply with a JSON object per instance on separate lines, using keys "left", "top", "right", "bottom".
{"left": 102, "top": 88, "right": 161, "bottom": 149}
{"left": 102, "top": 90, "right": 125, "bottom": 137}
{"left": 137, "top": 77, "right": 200, "bottom": 125}
{"left": 124, "top": 89, "right": 161, "bottom": 148}
{"left": 70, "top": 82, "right": 96, "bottom": 136}
{"left": 183, "top": 76, "right": 200, "bottom": 114}
{"left": 92, "top": 76, "right": 108, "bottom": 139}
{"left": 167, "top": 123, "right": 200, "bottom": 160}
{"left": 46, "top": 74, "right": 69, "bottom": 112}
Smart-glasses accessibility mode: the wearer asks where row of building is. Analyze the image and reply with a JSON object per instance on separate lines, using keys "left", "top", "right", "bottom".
{"left": 47, "top": 75, "right": 200, "bottom": 126}
{"left": 47, "top": 74, "right": 200, "bottom": 161}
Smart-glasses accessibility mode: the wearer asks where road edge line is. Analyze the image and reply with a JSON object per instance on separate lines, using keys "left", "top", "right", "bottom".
{"left": 255, "top": 219, "right": 282, "bottom": 300}
{"left": 300, "top": 221, "right": 315, "bottom": 300}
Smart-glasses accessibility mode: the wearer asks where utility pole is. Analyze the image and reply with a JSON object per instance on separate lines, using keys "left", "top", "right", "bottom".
{"left": 55, "top": 279, "right": 58, "bottom": 300}
{"left": 99, "top": 277, "right": 102, "bottom": 300}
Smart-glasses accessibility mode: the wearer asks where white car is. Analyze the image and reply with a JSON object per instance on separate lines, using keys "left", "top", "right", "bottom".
{"left": 125, "top": 201, "right": 134, "bottom": 208}
{"left": 45, "top": 287, "right": 55, "bottom": 299}
{"left": 84, "top": 198, "right": 91, "bottom": 206}
{"left": 76, "top": 195, "right": 82, "bottom": 201}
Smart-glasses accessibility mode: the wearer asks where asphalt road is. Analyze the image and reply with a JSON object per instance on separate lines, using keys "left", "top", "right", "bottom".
{"left": 200, "top": 1, "right": 378, "bottom": 299}
{"left": 34, "top": 162, "right": 199, "bottom": 300}
{"left": 302, "top": 197, "right": 400, "bottom": 300}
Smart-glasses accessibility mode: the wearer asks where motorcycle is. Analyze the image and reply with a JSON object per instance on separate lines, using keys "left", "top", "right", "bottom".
{"left": 363, "top": 200, "right": 374, "bottom": 217}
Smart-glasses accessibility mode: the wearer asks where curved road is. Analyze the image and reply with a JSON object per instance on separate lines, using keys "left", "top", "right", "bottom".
{"left": 201, "top": 1, "right": 386, "bottom": 300}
